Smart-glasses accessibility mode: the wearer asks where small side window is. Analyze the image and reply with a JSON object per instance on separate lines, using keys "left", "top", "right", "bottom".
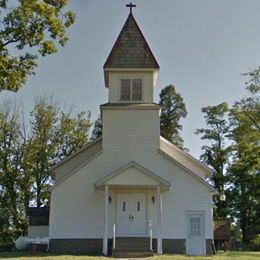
{"left": 123, "top": 201, "right": 126, "bottom": 212}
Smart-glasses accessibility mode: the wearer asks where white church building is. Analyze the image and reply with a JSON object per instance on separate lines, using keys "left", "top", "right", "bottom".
{"left": 48, "top": 5, "right": 214, "bottom": 256}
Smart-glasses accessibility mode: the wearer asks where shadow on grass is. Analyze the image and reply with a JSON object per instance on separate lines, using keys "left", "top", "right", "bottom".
{"left": 1, "top": 251, "right": 260, "bottom": 259}
{"left": 0, "top": 251, "right": 106, "bottom": 259}
{"left": 0, "top": 251, "right": 94, "bottom": 259}
{"left": 0, "top": 251, "right": 55, "bottom": 258}
{"left": 222, "top": 251, "right": 260, "bottom": 258}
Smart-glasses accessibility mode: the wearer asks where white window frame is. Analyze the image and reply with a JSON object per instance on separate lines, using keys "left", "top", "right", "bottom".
{"left": 119, "top": 78, "right": 144, "bottom": 102}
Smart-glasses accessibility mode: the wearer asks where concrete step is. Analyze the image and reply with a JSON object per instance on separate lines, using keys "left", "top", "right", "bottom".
{"left": 113, "top": 247, "right": 150, "bottom": 252}
{"left": 116, "top": 243, "right": 150, "bottom": 248}
{"left": 116, "top": 237, "right": 149, "bottom": 242}
{"left": 112, "top": 237, "right": 153, "bottom": 258}
{"left": 115, "top": 237, "right": 150, "bottom": 242}
{"left": 116, "top": 240, "right": 149, "bottom": 244}
{"left": 115, "top": 237, "right": 150, "bottom": 249}
{"left": 112, "top": 250, "right": 154, "bottom": 258}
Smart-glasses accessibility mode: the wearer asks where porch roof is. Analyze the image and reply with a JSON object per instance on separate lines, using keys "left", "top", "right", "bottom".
{"left": 95, "top": 161, "right": 171, "bottom": 191}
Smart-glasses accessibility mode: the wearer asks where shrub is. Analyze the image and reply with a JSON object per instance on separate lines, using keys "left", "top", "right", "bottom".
{"left": 249, "top": 235, "right": 260, "bottom": 251}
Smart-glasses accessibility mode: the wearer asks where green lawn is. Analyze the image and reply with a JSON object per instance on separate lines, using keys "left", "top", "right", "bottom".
{"left": 0, "top": 251, "right": 259, "bottom": 260}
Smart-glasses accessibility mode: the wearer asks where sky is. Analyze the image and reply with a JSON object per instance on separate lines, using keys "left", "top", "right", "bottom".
{"left": 1, "top": 0, "right": 260, "bottom": 159}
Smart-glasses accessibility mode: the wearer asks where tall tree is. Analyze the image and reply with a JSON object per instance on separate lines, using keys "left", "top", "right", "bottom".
{"left": 27, "top": 98, "right": 58, "bottom": 207}
{"left": 0, "top": 97, "right": 93, "bottom": 243}
{"left": 0, "top": 102, "right": 25, "bottom": 242}
{"left": 228, "top": 71, "right": 260, "bottom": 245}
{"left": 18, "top": 125, "right": 34, "bottom": 215}
{"left": 55, "top": 110, "right": 92, "bottom": 162}
{"left": 27, "top": 97, "right": 92, "bottom": 207}
{"left": 159, "top": 85, "right": 187, "bottom": 149}
{"left": 195, "top": 102, "right": 231, "bottom": 218}
{"left": 92, "top": 114, "right": 102, "bottom": 140}
{"left": 0, "top": 0, "right": 75, "bottom": 92}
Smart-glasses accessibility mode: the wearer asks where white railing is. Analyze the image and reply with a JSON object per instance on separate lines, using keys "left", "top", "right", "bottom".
{"left": 113, "top": 223, "right": 116, "bottom": 249}
{"left": 149, "top": 219, "right": 153, "bottom": 251}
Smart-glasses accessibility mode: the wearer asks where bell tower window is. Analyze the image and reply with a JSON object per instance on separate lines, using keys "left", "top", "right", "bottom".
{"left": 120, "top": 79, "right": 131, "bottom": 100}
{"left": 132, "top": 79, "right": 142, "bottom": 100}
{"left": 120, "top": 79, "right": 143, "bottom": 101}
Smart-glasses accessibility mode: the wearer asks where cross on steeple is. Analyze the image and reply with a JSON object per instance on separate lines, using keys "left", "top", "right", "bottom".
{"left": 126, "top": 2, "right": 136, "bottom": 13}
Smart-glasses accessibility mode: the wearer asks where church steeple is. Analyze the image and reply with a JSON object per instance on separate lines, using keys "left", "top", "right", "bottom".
{"left": 101, "top": 6, "right": 161, "bottom": 151}
{"left": 104, "top": 8, "right": 159, "bottom": 88}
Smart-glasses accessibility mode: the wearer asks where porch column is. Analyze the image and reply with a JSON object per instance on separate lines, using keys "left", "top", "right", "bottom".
{"left": 157, "top": 185, "right": 162, "bottom": 254}
{"left": 103, "top": 184, "right": 109, "bottom": 255}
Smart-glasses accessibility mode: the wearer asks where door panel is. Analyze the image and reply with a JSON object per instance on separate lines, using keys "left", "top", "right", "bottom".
{"left": 117, "top": 193, "right": 146, "bottom": 235}
{"left": 186, "top": 213, "right": 205, "bottom": 255}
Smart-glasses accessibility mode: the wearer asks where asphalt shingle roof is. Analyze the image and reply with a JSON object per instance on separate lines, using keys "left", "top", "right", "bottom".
{"left": 104, "top": 12, "right": 159, "bottom": 69}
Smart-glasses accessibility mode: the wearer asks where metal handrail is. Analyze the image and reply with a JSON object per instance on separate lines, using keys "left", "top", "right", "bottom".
{"left": 113, "top": 224, "right": 116, "bottom": 249}
{"left": 149, "top": 219, "right": 153, "bottom": 251}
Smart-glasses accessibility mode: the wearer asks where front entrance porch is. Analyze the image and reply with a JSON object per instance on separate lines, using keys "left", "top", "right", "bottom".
{"left": 94, "top": 161, "right": 171, "bottom": 255}
{"left": 103, "top": 186, "right": 164, "bottom": 256}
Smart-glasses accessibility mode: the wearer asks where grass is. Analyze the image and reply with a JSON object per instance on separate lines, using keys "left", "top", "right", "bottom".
{"left": 0, "top": 251, "right": 259, "bottom": 260}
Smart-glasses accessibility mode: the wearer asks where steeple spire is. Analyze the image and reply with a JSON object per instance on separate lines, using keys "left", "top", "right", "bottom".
{"left": 103, "top": 3, "right": 159, "bottom": 88}
{"left": 104, "top": 10, "right": 159, "bottom": 70}
{"left": 126, "top": 2, "right": 136, "bottom": 13}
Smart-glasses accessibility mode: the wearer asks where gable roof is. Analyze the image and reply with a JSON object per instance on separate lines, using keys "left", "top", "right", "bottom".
{"left": 49, "top": 136, "right": 213, "bottom": 192}
{"left": 104, "top": 12, "right": 159, "bottom": 70}
{"left": 95, "top": 161, "right": 171, "bottom": 191}
{"left": 160, "top": 136, "right": 213, "bottom": 178}
{"left": 49, "top": 137, "right": 102, "bottom": 179}
{"left": 159, "top": 150, "right": 214, "bottom": 192}
{"left": 159, "top": 137, "right": 214, "bottom": 192}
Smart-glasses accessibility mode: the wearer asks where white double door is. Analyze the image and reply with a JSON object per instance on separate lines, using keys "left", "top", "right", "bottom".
{"left": 117, "top": 193, "right": 146, "bottom": 236}
{"left": 186, "top": 213, "right": 205, "bottom": 255}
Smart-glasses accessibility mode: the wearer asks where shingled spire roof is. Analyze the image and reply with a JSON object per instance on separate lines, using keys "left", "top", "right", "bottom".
{"left": 104, "top": 12, "right": 159, "bottom": 70}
